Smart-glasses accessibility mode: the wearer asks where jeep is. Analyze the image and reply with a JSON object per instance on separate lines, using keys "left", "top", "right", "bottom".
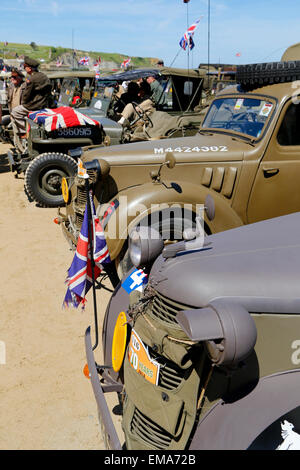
{"left": 7, "top": 66, "right": 210, "bottom": 208}
{"left": 85, "top": 211, "right": 300, "bottom": 450}
{"left": 58, "top": 60, "right": 300, "bottom": 280}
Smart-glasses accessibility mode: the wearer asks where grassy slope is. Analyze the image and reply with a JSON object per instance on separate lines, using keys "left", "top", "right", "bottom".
{"left": 0, "top": 41, "right": 158, "bottom": 66}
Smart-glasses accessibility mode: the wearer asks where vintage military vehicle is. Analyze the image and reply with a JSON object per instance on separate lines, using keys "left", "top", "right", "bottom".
{"left": 7, "top": 66, "right": 210, "bottom": 207}
{"left": 85, "top": 211, "right": 300, "bottom": 450}
{"left": 58, "top": 59, "right": 300, "bottom": 279}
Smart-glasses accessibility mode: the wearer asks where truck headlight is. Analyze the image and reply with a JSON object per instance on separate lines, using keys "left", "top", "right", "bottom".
{"left": 129, "top": 226, "right": 164, "bottom": 268}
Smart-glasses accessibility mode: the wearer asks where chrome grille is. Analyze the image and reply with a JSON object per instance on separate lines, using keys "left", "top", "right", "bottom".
{"left": 150, "top": 292, "right": 191, "bottom": 328}
{"left": 131, "top": 407, "right": 172, "bottom": 450}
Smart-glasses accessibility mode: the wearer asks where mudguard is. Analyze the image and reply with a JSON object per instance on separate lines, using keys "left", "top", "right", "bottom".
{"left": 190, "top": 369, "right": 300, "bottom": 450}
{"left": 102, "top": 180, "right": 243, "bottom": 260}
{"left": 101, "top": 272, "right": 134, "bottom": 376}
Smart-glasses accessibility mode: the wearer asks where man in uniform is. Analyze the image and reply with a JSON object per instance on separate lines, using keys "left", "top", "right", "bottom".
{"left": 10, "top": 56, "right": 51, "bottom": 152}
{"left": 7, "top": 68, "right": 26, "bottom": 113}
{"left": 118, "top": 80, "right": 155, "bottom": 127}
{"left": 146, "top": 74, "right": 167, "bottom": 107}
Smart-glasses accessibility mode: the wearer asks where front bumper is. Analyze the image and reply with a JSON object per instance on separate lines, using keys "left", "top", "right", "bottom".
{"left": 85, "top": 326, "right": 123, "bottom": 450}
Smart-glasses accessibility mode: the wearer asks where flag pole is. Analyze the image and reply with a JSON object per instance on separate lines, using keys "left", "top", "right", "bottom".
{"left": 208, "top": 0, "right": 210, "bottom": 77}
{"left": 84, "top": 177, "right": 99, "bottom": 351}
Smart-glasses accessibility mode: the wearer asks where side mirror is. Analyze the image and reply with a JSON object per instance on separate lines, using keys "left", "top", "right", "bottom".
{"left": 165, "top": 152, "right": 176, "bottom": 169}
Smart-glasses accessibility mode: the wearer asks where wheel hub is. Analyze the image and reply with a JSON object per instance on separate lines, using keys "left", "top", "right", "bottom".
{"left": 41, "top": 168, "right": 66, "bottom": 195}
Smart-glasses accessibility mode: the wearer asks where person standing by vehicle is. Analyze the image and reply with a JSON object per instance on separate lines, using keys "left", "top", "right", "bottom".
{"left": 7, "top": 68, "right": 26, "bottom": 113}
{"left": 10, "top": 56, "right": 51, "bottom": 150}
{"left": 1, "top": 68, "right": 26, "bottom": 149}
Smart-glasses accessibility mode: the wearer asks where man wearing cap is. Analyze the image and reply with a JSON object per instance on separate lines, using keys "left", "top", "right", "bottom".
{"left": 10, "top": 56, "right": 51, "bottom": 151}
{"left": 7, "top": 68, "right": 26, "bottom": 113}
{"left": 146, "top": 74, "right": 167, "bottom": 107}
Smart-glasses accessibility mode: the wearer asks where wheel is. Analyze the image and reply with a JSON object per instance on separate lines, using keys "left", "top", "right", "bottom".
{"left": 131, "top": 102, "right": 153, "bottom": 128}
{"left": 236, "top": 60, "right": 300, "bottom": 89}
{"left": 116, "top": 208, "right": 199, "bottom": 279}
{"left": 24, "top": 152, "right": 78, "bottom": 208}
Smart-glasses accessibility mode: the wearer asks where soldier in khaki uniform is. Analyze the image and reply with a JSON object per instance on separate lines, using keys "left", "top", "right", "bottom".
{"left": 10, "top": 56, "right": 51, "bottom": 151}
{"left": 118, "top": 80, "right": 155, "bottom": 127}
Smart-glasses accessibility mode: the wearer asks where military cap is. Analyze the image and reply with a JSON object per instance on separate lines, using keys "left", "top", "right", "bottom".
{"left": 11, "top": 67, "right": 24, "bottom": 79}
{"left": 23, "top": 56, "right": 40, "bottom": 68}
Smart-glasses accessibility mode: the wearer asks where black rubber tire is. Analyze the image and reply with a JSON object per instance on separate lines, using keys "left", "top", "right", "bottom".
{"left": 24, "top": 152, "right": 78, "bottom": 208}
{"left": 236, "top": 60, "right": 300, "bottom": 89}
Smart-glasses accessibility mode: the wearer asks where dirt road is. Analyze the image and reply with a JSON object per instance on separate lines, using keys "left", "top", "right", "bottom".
{"left": 0, "top": 143, "right": 117, "bottom": 450}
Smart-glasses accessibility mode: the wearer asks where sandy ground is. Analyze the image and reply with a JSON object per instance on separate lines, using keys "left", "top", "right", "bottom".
{"left": 0, "top": 142, "right": 120, "bottom": 450}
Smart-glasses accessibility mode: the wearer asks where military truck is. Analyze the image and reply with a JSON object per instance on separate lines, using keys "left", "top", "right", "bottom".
{"left": 57, "top": 60, "right": 300, "bottom": 278}
{"left": 7, "top": 66, "right": 210, "bottom": 207}
{"left": 85, "top": 211, "right": 300, "bottom": 450}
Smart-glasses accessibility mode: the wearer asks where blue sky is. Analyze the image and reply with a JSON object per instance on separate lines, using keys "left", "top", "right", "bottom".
{"left": 1, "top": 0, "right": 300, "bottom": 67}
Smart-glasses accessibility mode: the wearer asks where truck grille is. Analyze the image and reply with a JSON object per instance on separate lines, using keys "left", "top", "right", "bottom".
{"left": 131, "top": 407, "right": 172, "bottom": 450}
{"left": 77, "top": 186, "right": 87, "bottom": 206}
{"left": 150, "top": 292, "right": 192, "bottom": 328}
{"left": 158, "top": 360, "right": 185, "bottom": 390}
{"left": 148, "top": 348, "right": 186, "bottom": 390}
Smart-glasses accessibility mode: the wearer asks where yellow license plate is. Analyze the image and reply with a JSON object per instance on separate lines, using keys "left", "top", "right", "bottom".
{"left": 128, "top": 330, "right": 160, "bottom": 385}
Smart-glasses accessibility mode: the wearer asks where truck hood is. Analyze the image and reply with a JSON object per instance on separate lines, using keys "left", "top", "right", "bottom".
{"left": 82, "top": 132, "right": 248, "bottom": 165}
{"left": 150, "top": 212, "right": 300, "bottom": 314}
{"left": 79, "top": 107, "right": 122, "bottom": 130}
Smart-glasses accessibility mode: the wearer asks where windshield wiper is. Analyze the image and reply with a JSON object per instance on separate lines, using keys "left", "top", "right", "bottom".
{"left": 231, "top": 135, "right": 255, "bottom": 146}
{"left": 198, "top": 129, "right": 214, "bottom": 136}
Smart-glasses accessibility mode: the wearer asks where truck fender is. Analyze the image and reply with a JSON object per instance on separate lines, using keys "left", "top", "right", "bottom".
{"left": 101, "top": 271, "right": 134, "bottom": 378}
{"left": 190, "top": 369, "right": 300, "bottom": 450}
{"left": 102, "top": 180, "right": 243, "bottom": 260}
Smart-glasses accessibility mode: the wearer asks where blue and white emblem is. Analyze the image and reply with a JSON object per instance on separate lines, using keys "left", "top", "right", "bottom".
{"left": 121, "top": 268, "right": 148, "bottom": 294}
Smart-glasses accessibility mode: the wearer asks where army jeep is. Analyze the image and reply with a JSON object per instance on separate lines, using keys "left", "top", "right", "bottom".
{"left": 86, "top": 211, "right": 300, "bottom": 450}
{"left": 58, "top": 60, "right": 300, "bottom": 279}
{"left": 7, "top": 66, "right": 210, "bottom": 208}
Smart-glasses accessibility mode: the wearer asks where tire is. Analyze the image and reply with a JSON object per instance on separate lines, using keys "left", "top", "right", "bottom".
{"left": 116, "top": 208, "right": 198, "bottom": 279}
{"left": 24, "top": 152, "right": 78, "bottom": 208}
{"left": 236, "top": 60, "right": 300, "bottom": 89}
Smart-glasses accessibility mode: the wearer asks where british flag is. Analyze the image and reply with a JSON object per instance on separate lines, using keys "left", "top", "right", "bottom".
{"left": 179, "top": 17, "right": 203, "bottom": 51}
{"left": 63, "top": 192, "right": 111, "bottom": 308}
{"left": 28, "top": 106, "right": 100, "bottom": 132}
{"left": 78, "top": 56, "right": 89, "bottom": 66}
{"left": 121, "top": 58, "right": 131, "bottom": 68}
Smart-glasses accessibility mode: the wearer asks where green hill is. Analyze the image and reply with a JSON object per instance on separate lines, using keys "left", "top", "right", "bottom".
{"left": 0, "top": 41, "right": 159, "bottom": 68}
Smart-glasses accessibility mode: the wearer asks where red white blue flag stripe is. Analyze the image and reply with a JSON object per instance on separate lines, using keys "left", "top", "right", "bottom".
{"left": 28, "top": 106, "right": 100, "bottom": 132}
{"left": 121, "top": 58, "right": 131, "bottom": 68}
{"left": 63, "top": 193, "right": 111, "bottom": 308}
{"left": 179, "top": 17, "right": 202, "bottom": 51}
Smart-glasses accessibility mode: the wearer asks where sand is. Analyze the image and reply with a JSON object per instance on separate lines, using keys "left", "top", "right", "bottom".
{"left": 0, "top": 142, "right": 117, "bottom": 450}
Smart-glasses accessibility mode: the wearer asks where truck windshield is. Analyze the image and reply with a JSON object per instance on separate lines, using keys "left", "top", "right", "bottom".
{"left": 202, "top": 97, "right": 275, "bottom": 138}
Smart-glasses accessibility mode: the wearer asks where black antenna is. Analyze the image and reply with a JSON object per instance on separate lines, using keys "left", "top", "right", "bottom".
{"left": 208, "top": 0, "right": 210, "bottom": 77}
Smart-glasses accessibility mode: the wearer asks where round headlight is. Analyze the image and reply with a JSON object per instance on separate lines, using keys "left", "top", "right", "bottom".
{"left": 129, "top": 226, "right": 164, "bottom": 268}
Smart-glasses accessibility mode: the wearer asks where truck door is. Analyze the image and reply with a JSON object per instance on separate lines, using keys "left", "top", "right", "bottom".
{"left": 247, "top": 99, "right": 300, "bottom": 223}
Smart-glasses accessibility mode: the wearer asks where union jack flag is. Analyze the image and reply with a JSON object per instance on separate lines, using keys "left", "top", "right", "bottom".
{"left": 121, "top": 58, "right": 131, "bottom": 68}
{"left": 28, "top": 106, "right": 100, "bottom": 132}
{"left": 63, "top": 192, "right": 111, "bottom": 308}
{"left": 179, "top": 17, "right": 203, "bottom": 51}
{"left": 93, "top": 56, "right": 101, "bottom": 66}
{"left": 78, "top": 56, "right": 89, "bottom": 65}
